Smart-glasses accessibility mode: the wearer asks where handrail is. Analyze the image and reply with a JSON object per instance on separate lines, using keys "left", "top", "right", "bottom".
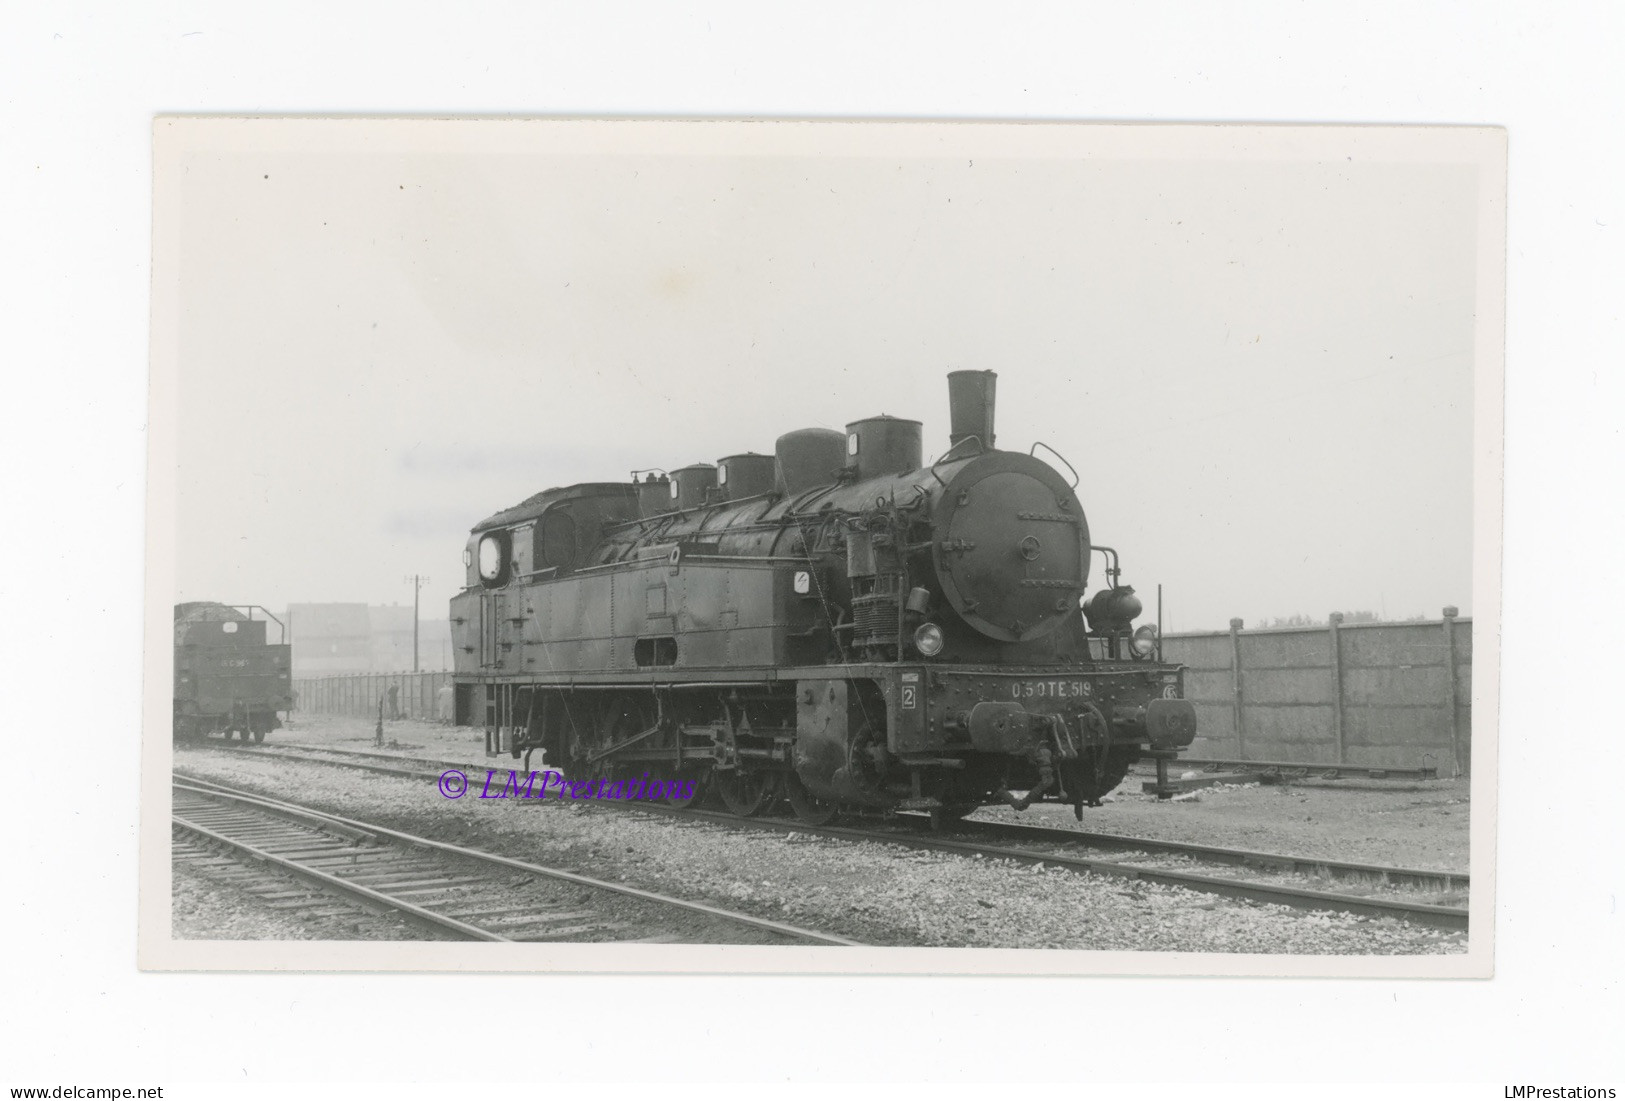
{"left": 1029, "top": 441, "right": 1079, "bottom": 488}
{"left": 928, "top": 435, "right": 985, "bottom": 486}
{"left": 1089, "top": 545, "right": 1122, "bottom": 587}
{"left": 231, "top": 605, "right": 286, "bottom": 644}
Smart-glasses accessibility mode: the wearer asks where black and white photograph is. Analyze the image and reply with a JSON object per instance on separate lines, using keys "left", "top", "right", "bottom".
{"left": 142, "top": 117, "right": 1502, "bottom": 975}
{"left": 16, "top": 2, "right": 1625, "bottom": 1095}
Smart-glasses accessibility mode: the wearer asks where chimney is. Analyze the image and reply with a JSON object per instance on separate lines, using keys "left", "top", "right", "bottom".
{"left": 947, "top": 370, "right": 997, "bottom": 450}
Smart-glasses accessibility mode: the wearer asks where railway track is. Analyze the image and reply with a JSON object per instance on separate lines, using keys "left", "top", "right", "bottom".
{"left": 233, "top": 740, "right": 1469, "bottom": 888}
{"left": 172, "top": 830, "right": 426, "bottom": 938}
{"left": 635, "top": 805, "right": 1468, "bottom": 931}
{"left": 897, "top": 814, "right": 1467, "bottom": 892}
{"left": 185, "top": 740, "right": 1469, "bottom": 932}
{"left": 202, "top": 740, "right": 465, "bottom": 780}
{"left": 172, "top": 774, "right": 862, "bottom": 945}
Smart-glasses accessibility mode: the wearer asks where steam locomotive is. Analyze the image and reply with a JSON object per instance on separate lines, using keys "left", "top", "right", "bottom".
{"left": 173, "top": 602, "right": 291, "bottom": 742}
{"left": 450, "top": 372, "right": 1195, "bottom": 825}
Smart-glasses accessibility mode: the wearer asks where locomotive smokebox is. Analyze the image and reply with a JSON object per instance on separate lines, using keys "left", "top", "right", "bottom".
{"left": 775, "top": 428, "right": 846, "bottom": 496}
{"left": 844, "top": 415, "right": 923, "bottom": 481}
{"left": 947, "top": 369, "right": 997, "bottom": 450}
{"left": 717, "top": 453, "right": 777, "bottom": 501}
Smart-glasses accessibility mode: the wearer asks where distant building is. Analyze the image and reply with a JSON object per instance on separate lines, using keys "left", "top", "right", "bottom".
{"left": 286, "top": 603, "right": 453, "bottom": 675}
{"left": 368, "top": 604, "right": 453, "bottom": 672}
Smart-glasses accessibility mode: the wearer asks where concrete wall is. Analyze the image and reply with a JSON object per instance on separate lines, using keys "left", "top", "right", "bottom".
{"left": 1164, "top": 610, "right": 1472, "bottom": 775}
{"left": 293, "top": 611, "right": 1474, "bottom": 775}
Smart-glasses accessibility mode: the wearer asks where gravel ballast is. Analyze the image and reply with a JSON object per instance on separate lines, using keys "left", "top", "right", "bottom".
{"left": 971, "top": 777, "right": 1469, "bottom": 873}
{"left": 174, "top": 739, "right": 1467, "bottom": 955}
{"left": 248, "top": 716, "right": 1471, "bottom": 871}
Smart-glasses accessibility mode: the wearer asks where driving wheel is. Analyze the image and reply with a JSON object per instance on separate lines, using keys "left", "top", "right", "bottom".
{"left": 784, "top": 770, "right": 839, "bottom": 826}
{"left": 715, "top": 769, "right": 777, "bottom": 817}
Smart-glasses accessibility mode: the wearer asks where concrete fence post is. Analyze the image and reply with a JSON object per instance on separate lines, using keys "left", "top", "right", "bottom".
{"left": 1229, "top": 617, "right": 1247, "bottom": 759}
{"left": 1443, "top": 605, "right": 1463, "bottom": 777}
{"left": 1328, "top": 612, "right": 1346, "bottom": 765}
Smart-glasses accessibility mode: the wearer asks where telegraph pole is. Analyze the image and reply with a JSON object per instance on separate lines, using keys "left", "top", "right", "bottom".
{"left": 404, "top": 574, "right": 429, "bottom": 672}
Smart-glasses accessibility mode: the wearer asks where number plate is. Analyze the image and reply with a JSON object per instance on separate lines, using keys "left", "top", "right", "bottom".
{"left": 1008, "top": 679, "right": 1092, "bottom": 700}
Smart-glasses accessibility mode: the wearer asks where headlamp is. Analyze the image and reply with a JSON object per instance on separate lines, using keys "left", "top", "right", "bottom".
{"left": 913, "top": 622, "right": 945, "bottom": 657}
{"left": 1131, "top": 624, "right": 1158, "bottom": 658}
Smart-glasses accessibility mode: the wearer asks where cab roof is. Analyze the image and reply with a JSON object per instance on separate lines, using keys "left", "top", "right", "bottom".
{"left": 471, "top": 482, "right": 637, "bottom": 534}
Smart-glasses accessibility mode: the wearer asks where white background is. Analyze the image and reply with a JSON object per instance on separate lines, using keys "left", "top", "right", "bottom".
{"left": 2, "top": 0, "right": 1621, "bottom": 1087}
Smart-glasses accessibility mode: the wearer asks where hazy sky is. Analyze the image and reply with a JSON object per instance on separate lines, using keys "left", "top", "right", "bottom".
{"left": 163, "top": 121, "right": 1486, "bottom": 631}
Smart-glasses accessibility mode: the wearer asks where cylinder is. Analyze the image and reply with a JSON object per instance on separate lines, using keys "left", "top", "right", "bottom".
{"left": 668, "top": 464, "right": 717, "bottom": 511}
{"left": 948, "top": 369, "right": 997, "bottom": 450}
{"left": 717, "top": 453, "right": 777, "bottom": 501}
{"left": 775, "top": 428, "right": 846, "bottom": 496}
{"left": 844, "top": 415, "right": 923, "bottom": 482}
